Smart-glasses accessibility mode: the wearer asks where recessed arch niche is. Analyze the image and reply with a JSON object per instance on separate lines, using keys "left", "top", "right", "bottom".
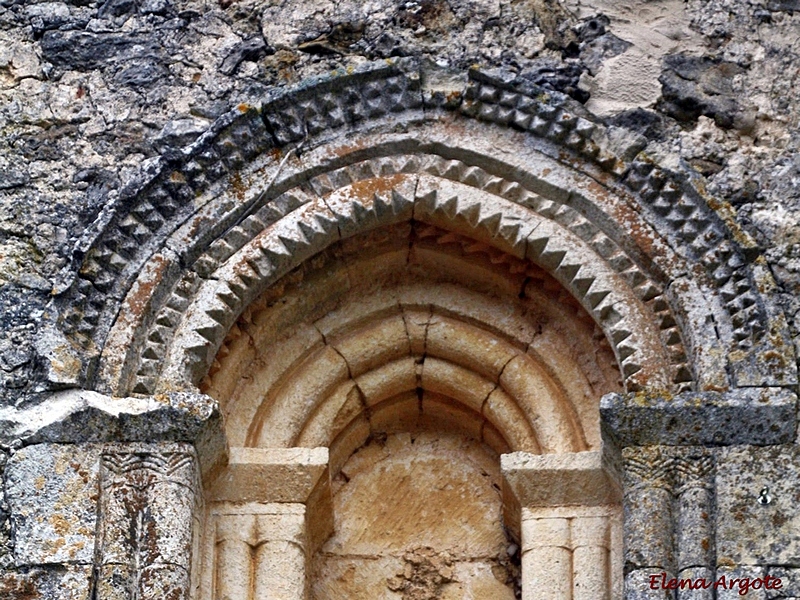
{"left": 59, "top": 60, "right": 796, "bottom": 600}
{"left": 200, "top": 218, "right": 625, "bottom": 599}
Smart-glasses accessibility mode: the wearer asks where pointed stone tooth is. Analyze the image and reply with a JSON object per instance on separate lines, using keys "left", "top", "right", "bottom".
{"left": 558, "top": 263, "right": 581, "bottom": 282}
{"left": 538, "top": 248, "right": 567, "bottom": 271}
{"left": 572, "top": 276, "right": 595, "bottom": 297}
{"left": 611, "top": 328, "right": 633, "bottom": 344}
{"left": 480, "top": 212, "right": 502, "bottom": 235}
{"left": 622, "top": 361, "right": 642, "bottom": 377}
{"left": 461, "top": 203, "right": 481, "bottom": 227}
{"left": 439, "top": 195, "right": 459, "bottom": 219}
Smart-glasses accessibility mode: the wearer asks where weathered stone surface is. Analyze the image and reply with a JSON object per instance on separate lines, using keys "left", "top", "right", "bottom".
{"left": 658, "top": 53, "right": 747, "bottom": 129}
{"left": 502, "top": 450, "right": 621, "bottom": 508}
{"left": 601, "top": 388, "right": 797, "bottom": 446}
{"left": 5, "top": 444, "right": 100, "bottom": 566}
{"left": 0, "top": 565, "right": 92, "bottom": 600}
{"left": 314, "top": 432, "right": 517, "bottom": 599}
{"left": 0, "top": 390, "right": 222, "bottom": 446}
{"left": 207, "top": 446, "right": 329, "bottom": 503}
{"left": 95, "top": 443, "right": 199, "bottom": 600}
{"left": 717, "top": 446, "right": 800, "bottom": 566}
{"left": 0, "top": 0, "right": 799, "bottom": 598}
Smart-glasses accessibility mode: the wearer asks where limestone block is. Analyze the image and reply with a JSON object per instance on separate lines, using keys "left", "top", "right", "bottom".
{"left": 601, "top": 388, "right": 797, "bottom": 446}
{"left": 624, "top": 568, "right": 675, "bottom": 600}
{"left": 502, "top": 450, "right": 621, "bottom": 508}
{"left": 323, "top": 433, "right": 506, "bottom": 557}
{"left": 420, "top": 357, "right": 495, "bottom": 413}
{"left": 368, "top": 392, "right": 422, "bottom": 434}
{"left": 356, "top": 357, "right": 417, "bottom": 407}
{"left": 521, "top": 517, "right": 570, "bottom": 551}
{"left": 330, "top": 315, "right": 411, "bottom": 377}
{"left": 207, "top": 447, "right": 329, "bottom": 503}
{"left": 439, "top": 560, "right": 517, "bottom": 599}
{"left": 715, "top": 566, "right": 767, "bottom": 600}
{"left": 419, "top": 393, "right": 485, "bottom": 441}
{"left": 423, "top": 313, "right": 522, "bottom": 381}
{"left": 254, "top": 345, "right": 349, "bottom": 446}
{"left": 0, "top": 565, "right": 92, "bottom": 600}
{"left": 499, "top": 354, "right": 578, "bottom": 453}
{"left": 327, "top": 416, "right": 371, "bottom": 477}
{"left": 483, "top": 387, "right": 539, "bottom": 453}
{"left": 295, "top": 380, "right": 363, "bottom": 447}
{"left": 311, "top": 555, "right": 404, "bottom": 600}
{"left": 5, "top": 443, "right": 100, "bottom": 566}
{"left": 717, "top": 445, "right": 800, "bottom": 565}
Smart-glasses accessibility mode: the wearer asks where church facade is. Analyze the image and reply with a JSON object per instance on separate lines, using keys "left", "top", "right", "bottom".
{"left": 1, "top": 1, "right": 799, "bottom": 598}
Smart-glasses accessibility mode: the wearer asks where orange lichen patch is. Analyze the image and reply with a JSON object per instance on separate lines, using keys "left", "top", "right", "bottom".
{"left": 344, "top": 173, "right": 408, "bottom": 201}
{"left": 332, "top": 138, "right": 368, "bottom": 158}
{"left": 51, "top": 514, "right": 71, "bottom": 536}
{"left": 237, "top": 103, "right": 251, "bottom": 113}
{"left": 230, "top": 171, "right": 246, "bottom": 201}
{"left": 125, "top": 254, "right": 170, "bottom": 319}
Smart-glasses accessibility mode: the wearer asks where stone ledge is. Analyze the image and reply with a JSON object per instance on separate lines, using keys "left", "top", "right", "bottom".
{"left": 502, "top": 450, "right": 621, "bottom": 508}
{"left": 601, "top": 388, "right": 797, "bottom": 447}
{"left": 0, "top": 389, "right": 226, "bottom": 479}
{"left": 206, "top": 447, "right": 329, "bottom": 503}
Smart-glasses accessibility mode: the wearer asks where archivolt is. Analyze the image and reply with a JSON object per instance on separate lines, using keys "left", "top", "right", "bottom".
{"left": 200, "top": 219, "right": 624, "bottom": 463}
{"left": 60, "top": 59, "right": 795, "bottom": 401}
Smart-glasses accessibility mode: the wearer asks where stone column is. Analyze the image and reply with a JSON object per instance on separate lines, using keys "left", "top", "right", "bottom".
{"left": 674, "top": 450, "right": 715, "bottom": 600}
{"left": 572, "top": 516, "right": 610, "bottom": 600}
{"left": 206, "top": 447, "right": 333, "bottom": 600}
{"left": 502, "top": 449, "right": 621, "bottom": 600}
{"left": 95, "top": 443, "right": 201, "bottom": 600}
{"left": 622, "top": 446, "right": 675, "bottom": 599}
{"left": 521, "top": 516, "right": 572, "bottom": 600}
{"left": 598, "top": 390, "right": 795, "bottom": 600}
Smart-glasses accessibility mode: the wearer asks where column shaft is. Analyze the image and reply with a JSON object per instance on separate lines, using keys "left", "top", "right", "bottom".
{"left": 521, "top": 516, "right": 571, "bottom": 600}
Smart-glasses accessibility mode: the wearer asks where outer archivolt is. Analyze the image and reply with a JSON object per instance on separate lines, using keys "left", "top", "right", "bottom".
{"left": 98, "top": 146, "right": 693, "bottom": 399}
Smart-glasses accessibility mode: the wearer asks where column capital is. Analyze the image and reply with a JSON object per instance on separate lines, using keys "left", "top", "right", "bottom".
{"left": 501, "top": 449, "right": 621, "bottom": 509}
{"left": 207, "top": 447, "right": 329, "bottom": 504}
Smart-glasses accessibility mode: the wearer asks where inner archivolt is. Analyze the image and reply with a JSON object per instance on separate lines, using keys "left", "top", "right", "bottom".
{"left": 203, "top": 221, "right": 621, "bottom": 458}
{"left": 202, "top": 220, "right": 623, "bottom": 598}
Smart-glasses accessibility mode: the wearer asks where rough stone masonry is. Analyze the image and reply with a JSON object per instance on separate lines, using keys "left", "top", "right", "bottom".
{"left": 0, "top": 0, "right": 799, "bottom": 598}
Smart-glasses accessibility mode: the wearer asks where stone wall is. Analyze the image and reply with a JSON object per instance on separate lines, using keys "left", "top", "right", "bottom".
{"left": 1, "top": 0, "right": 799, "bottom": 598}
{"left": 1, "top": 0, "right": 799, "bottom": 400}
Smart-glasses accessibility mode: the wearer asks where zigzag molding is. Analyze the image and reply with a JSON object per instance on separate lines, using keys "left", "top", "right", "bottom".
{"left": 119, "top": 155, "right": 690, "bottom": 396}
{"left": 62, "top": 60, "right": 793, "bottom": 397}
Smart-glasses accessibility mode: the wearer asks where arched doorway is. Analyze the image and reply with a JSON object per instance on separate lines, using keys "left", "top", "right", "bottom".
{"left": 59, "top": 61, "right": 794, "bottom": 600}
{"left": 198, "top": 220, "right": 624, "bottom": 599}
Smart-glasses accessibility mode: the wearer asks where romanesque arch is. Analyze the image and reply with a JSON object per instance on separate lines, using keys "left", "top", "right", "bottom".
{"left": 47, "top": 58, "right": 796, "bottom": 599}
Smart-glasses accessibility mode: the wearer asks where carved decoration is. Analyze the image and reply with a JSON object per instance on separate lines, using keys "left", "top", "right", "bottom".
{"left": 56, "top": 60, "right": 793, "bottom": 399}
{"left": 93, "top": 444, "right": 199, "bottom": 600}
